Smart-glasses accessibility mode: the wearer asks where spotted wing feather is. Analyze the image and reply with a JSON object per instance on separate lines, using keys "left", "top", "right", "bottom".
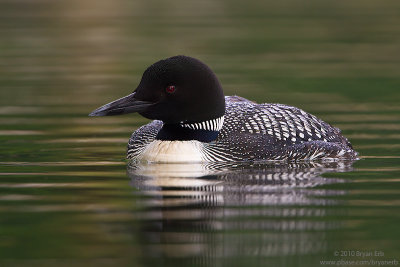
{"left": 203, "top": 96, "right": 357, "bottom": 161}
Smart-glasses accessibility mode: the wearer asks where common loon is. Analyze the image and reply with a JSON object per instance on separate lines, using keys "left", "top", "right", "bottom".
{"left": 89, "top": 55, "right": 358, "bottom": 163}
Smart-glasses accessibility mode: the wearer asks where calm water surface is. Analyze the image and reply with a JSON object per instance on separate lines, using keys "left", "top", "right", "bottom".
{"left": 1, "top": 0, "right": 399, "bottom": 266}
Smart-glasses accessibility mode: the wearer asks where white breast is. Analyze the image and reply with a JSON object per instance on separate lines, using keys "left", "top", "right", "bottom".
{"left": 136, "top": 140, "right": 205, "bottom": 163}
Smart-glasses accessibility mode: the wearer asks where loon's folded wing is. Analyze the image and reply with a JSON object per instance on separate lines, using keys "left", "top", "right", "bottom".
{"left": 211, "top": 98, "right": 357, "bottom": 161}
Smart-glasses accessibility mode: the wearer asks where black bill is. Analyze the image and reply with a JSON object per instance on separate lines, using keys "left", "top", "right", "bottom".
{"left": 89, "top": 92, "right": 152, "bottom": 116}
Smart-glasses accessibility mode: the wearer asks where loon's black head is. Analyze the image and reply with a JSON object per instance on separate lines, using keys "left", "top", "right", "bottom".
{"left": 89, "top": 56, "right": 225, "bottom": 124}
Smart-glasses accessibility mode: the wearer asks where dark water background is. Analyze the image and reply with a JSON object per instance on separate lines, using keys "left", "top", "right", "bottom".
{"left": 0, "top": 0, "right": 399, "bottom": 266}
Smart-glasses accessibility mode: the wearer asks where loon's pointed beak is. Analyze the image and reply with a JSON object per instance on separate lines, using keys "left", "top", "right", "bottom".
{"left": 89, "top": 92, "right": 152, "bottom": 116}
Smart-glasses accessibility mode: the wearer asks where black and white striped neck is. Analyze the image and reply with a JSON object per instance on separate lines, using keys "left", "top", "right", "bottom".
{"left": 155, "top": 116, "right": 224, "bottom": 142}
{"left": 180, "top": 116, "right": 224, "bottom": 132}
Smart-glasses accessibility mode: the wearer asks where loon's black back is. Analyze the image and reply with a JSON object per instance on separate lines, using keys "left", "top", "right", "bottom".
{"left": 127, "top": 96, "right": 357, "bottom": 162}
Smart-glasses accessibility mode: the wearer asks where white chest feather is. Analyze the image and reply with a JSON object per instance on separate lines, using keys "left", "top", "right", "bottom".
{"left": 137, "top": 140, "right": 205, "bottom": 163}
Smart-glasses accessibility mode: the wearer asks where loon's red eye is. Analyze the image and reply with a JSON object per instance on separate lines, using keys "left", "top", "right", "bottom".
{"left": 166, "top": 85, "right": 176, "bottom": 94}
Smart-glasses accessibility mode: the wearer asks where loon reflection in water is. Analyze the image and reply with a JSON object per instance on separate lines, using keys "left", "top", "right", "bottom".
{"left": 127, "top": 161, "right": 355, "bottom": 259}
{"left": 128, "top": 161, "right": 353, "bottom": 206}
{"left": 90, "top": 55, "right": 358, "bottom": 163}
{"left": 127, "top": 161, "right": 352, "bottom": 266}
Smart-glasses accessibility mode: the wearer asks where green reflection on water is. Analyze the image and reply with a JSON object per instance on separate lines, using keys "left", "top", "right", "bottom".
{"left": 0, "top": 0, "right": 399, "bottom": 266}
